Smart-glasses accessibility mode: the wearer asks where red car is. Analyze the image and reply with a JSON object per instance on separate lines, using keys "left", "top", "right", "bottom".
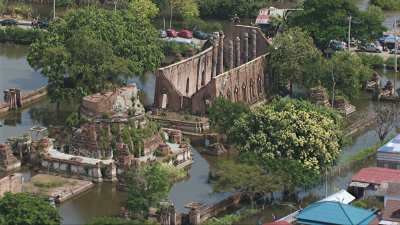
{"left": 166, "top": 29, "right": 177, "bottom": 38}
{"left": 178, "top": 29, "right": 193, "bottom": 39}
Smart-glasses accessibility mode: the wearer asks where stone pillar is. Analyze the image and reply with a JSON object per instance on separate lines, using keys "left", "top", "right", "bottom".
{"left": 228, "top": 40, "right": 234, "bottom": 70}
{"left": 243, "top": 33, "right": 249, "bottom": 63}
{"left": 15, "top": 89, "right": 21, "bottom": 108}
{"left": 217, "top": 31, "right": 225, "bottom": 75}
{"left": 235, "top": 37, "right": 241, "bottom": 67}
{"left": 251, "top": 29, "right": 257, "bottom": 60}
{"left": 211, "top": 39, "right": 218, "bottom": 77}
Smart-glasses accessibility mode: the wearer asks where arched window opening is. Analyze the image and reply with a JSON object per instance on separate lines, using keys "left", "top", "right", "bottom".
{"left": 186, "top": 78, "right": 190, "bottom": 94}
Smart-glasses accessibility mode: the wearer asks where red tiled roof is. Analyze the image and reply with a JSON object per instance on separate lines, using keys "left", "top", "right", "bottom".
{"left": 352, "top": 167, "right": 400, "bottom": 185}
{"left": 264, "top": 221, "right": 291, "bottom": 225}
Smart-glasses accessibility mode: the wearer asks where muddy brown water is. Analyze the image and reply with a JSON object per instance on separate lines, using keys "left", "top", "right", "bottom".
{"left": 1, "top": 1, "right": 400, "bottom": 222}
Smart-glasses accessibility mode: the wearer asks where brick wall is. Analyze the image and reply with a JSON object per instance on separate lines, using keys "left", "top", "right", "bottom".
{"left": 0, "top": 173, "right": 23, "bottom": 198}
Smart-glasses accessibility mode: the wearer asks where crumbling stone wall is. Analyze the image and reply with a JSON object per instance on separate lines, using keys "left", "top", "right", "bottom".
{"left": 154, "top": 25, "right": 270, "bottom": 114}
{"left": 0, "top": 173, "right": 23, "bottom": 197}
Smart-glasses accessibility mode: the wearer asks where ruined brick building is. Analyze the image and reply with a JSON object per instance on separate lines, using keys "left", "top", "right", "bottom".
{"left": 154, "top": 25, "right": 270, "bottom": 114}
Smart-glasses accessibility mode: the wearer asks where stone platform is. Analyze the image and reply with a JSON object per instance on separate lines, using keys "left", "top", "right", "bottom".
{"left": 23, "top": 174, "right": 94, "bottom": 203}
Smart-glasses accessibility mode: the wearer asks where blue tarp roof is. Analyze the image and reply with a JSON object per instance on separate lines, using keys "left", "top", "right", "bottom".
{"left": 378, "top": 134, "right": 400, "bottom": 153}
{"left": 296, "top": 201, "right": 376, "bottom": 225}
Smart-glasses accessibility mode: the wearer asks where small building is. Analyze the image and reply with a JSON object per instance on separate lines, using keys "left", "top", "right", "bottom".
{"left": 377, "top": 134, "right": 400, "bottom": 169}
{"left": 296, "top": 201, "right": 377, "bottom": 225}
{"left": 349, "top": 167, "right": 400, "bottom": 198}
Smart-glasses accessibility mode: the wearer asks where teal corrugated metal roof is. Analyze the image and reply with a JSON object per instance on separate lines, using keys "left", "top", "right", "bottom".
{"left": 296, "top": 201, "right": 376, "bottom": 225}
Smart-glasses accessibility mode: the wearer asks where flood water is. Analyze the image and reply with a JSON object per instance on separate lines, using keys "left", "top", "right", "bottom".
{"left": 0, "top": 44, "right": 46, "bottom": 95}
{"left": 1, "top": 1, "right": 400, "bottom": 224}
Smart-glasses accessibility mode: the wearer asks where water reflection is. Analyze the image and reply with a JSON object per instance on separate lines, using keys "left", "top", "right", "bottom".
{"left": 0, "top": 43, "right": 47, "bottom": 94}
{"left": 169, "top": 148, "right": 230, "bottom": 213}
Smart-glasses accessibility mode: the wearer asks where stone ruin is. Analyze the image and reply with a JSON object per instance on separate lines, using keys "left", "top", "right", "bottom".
{"left": 69, "top": 84, "right": 193, "bottom": 175}
{"left": 114, "top": 128, "right": 192, "bottom": 173}
{"left": 309, "top": 86, "right": 331, "bottom": 107}
{"left": 80, "top": 84, "right": 145, "bottom": 120}
{"left": 0, "top": 143, "right": 21, "bottom": 171}
{"left": 3, "top": 88, "right": 22, "bottom": 110}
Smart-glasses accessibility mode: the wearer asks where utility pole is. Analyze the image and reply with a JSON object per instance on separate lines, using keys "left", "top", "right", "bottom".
{"left": 395, "top": 17, "right": 398, "bottom": 96}
{"left": 331, "top": 65, "right": 335, "bottom": 108}
{"left": 348, "top": 15, "right": 352, "bottom": 52}
{"left": 114, "top": 0, "right": 117, "bottom": 12}
{"left": 53, "top": 0, "right": 56, "bottom": 20}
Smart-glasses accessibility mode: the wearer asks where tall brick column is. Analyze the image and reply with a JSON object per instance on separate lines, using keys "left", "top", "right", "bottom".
{"left": 251, "top": 29, "right": 257, "bottom": 60}
{"left": 228, "top": 40, "right": 234, "bottom": 70}
{"left": 211, "top": 37, "right": 218, "bottom": 77}
{"left": 217, "top": 31, "right": 225, "bottom": 75}
{"left": 235, "top": 37, "right": 241, "bottom": 67}
{"left": 243, "top": 32, "right": 249, "bottom": 63}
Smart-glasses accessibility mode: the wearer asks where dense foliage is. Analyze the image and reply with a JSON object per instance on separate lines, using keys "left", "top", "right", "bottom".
{"left": 324, "top": 52, "right": 371, "bottom": 99}
{"left": 213, "top": 160, "right": 281, "bottom": 205}
{"left": 125, "top": 163, "right": 171, "bottom": 216}
{"left": 28, "top": 1, "right": 163, "bottom": 104}
{"left": 0, "top": 193, "right": 61, "bottom": 225}
{"left": 198, "top": 0, "right": 267, "bottom": 19}
{"left": 0, "top": 27, "right": 43, "bottom": 44}
{"left": 207, "top": 97, "right": 249, "bottom": 137}
{"left": 270, "top": 27, "right": 325, "bottom": 94}
{"left": 289, "top": 0, "right": 386, "bottom": 48}
{"left": 86, "top": 217, "right": 158, "bottom": 225}
{"left": 371, "top": 0, "right": 400, "bottom": 10}
{"left": 231, "top": 98, "right": 343, "bottom": 173}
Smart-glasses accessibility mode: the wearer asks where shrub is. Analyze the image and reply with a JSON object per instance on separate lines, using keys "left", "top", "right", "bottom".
{"left": 0, "top": 27, "right": 43, "bottom": 44}
{"left": 358, "top": 53, "right": 385, "bottom": 68}
{"left": 371, "top": 0, "right": 400, "bottom": 10}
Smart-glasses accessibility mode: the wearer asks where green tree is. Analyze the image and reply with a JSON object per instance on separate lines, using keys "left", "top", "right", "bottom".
{"left": 0, "top": 193, "right": 61, "bottom": 225}
{"left": 207, "top": 97, "right": 249, "bottom": 138}
{"left": 231, "top": 98, "right": 343, "bottom": 173}
{"left": 289, "top": 0, "right": 386, "bottom": 48}
{"left": 28, "top": 2, "right": 163, "bottom": 105}
{"left": 198, "top": 0, "right": 267, "bottom": 19}
{"left": 324, "top": 52, "right": 371, "bottom": 99}
{"left": 270, "top": 27, "right": 326, "bottom": 95}
{"left": 371, "top": 0, "right": 400, "bottom": 10}
{"left": 87, "top": 217, "right": 157, "bottom": 225}
{"left": 213, "top": 160, "right": 281, "bottom": 207}
{"left": 125, "top": 164, "right": 171, "bottom": 216}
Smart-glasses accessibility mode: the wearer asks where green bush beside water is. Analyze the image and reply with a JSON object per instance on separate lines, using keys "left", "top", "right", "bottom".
{"left": 371, "top": 0, "right": 400, "bottom": 10}
{"left": 0, "top": 27, "right": 43, "bottom": 44}
{"left": 358, "top": 53, "right": 385, "bottom": 68}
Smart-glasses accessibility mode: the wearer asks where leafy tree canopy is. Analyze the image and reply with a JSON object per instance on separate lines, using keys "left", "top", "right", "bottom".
{"left": 86, "top": 217, "right": 157, "bottom": 225}
{"left": 198, "top": 0, "right": 268, "bottom": 19}
{"left": 231, "top": 98, "right": 343, "bottom": 173}
{"left": 323, "top": 52, "right": 371, "bottom": 99}
{"left": 213, "top": 160, "right": 281, "bottom": 205}
{"left": 0, "top": 193, "right": 61, "bottom": 225}
{"left": 207, "top": 97, "right": 249, "bottom": 137}
{"left": 270, "top": 27, "right": 326, "bottom": 94}
{"left": 28, "top": 1, "right": 163, "bottom": 103}
{"left": 289, "top": 0, "right": 386, "bottom": 48}
{"left": 125, "top": 163, "right": 171, "bottom": 216}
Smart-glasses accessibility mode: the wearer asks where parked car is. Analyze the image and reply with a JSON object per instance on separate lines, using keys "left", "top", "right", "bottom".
{"left": 390, "top": 48, "right": 400, "bottom": 54}
{"left": 329, "top": 40, "right": 347, "bottom": 51}
{"left": 193, "top": 30, "right": 211, "bottom": 40}
{"left": 159, "top": 29, "right": 167, "bottom": 38}
{"left": 37, "top": 19, "right": 49, "bottom": 29}
{"left": 166, "top": 29, "right": 177, "bottom": 38}
{"left": 359, "top": 43, "right": 382, "bottom": 53}
{"left": 0, "top": 19, "right": 17, "bottom": 26}
{"left": 178, "top": 29, "right": 193, "bottom": 39}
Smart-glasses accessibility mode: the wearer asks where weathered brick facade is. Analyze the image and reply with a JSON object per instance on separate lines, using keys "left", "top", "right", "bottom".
{"left": 0, "top": 173, "right": 23, "bottom": 198}
{"left": 154, "top": 25, "right": 270, "bottom": 114}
